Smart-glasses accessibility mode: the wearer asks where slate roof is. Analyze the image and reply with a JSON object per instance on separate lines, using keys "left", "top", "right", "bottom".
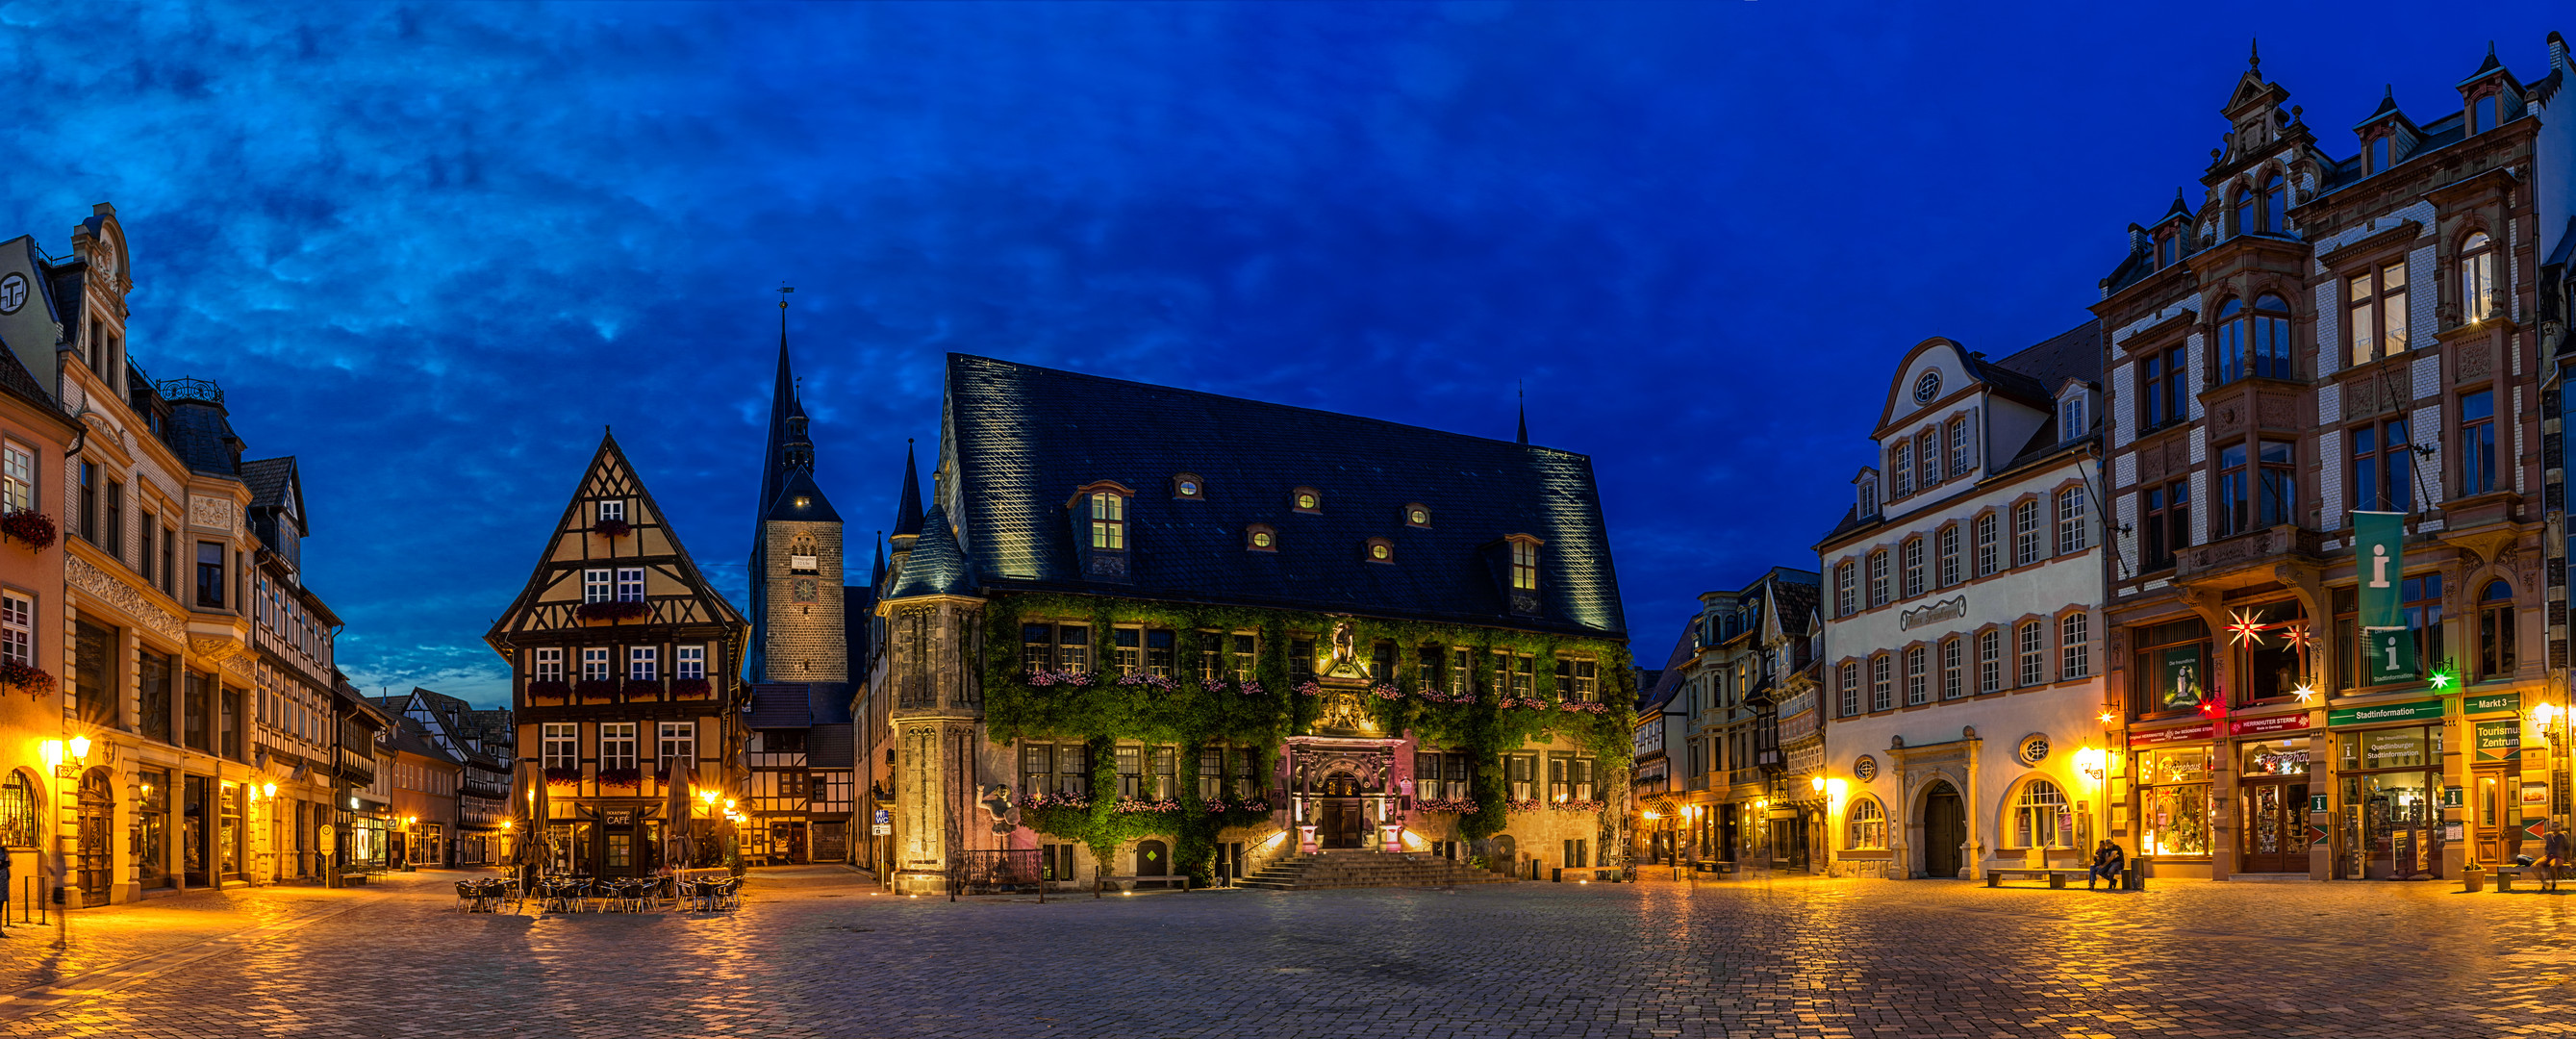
{"left": 941, "top": 354, "right": 1626, "bottom": 638}
{"left": 161, "top": 399, "right": 241, "bottom": 477}
{"left": 763, "top": 468, "right": 841, "bottom": 523}
{"left": 1989, "top": 320, "right": 2103, "bottom": 395}
{"left": 892, "top": 443, "right": 924, "bottom": 537}
{"left": 388, "top": 718, "right": 460, "bottom": 766}
{"left": 240, "top": 456, "right": 294, "bottom": 507}
{"left": 808, "top": 723, "right": 855, "bottom": 769}
{"left": 747, "top": 683, "right": 819, "bottom": 728}
{"left": 1769, "top": 577, "right": 1821, "bottom": 636}
{"left": 887, "top": 502, "right": 973, "bottom": 598}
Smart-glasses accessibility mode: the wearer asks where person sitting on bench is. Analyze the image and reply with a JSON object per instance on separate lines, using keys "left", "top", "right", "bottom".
{"left": 2087, "top": 839, "right": 2126, "bottom": 891}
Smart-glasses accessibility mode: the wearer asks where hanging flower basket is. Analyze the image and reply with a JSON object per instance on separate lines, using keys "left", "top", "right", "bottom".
{"left": 574, "top": 678, "right": 621, "bottom": 702}
{"left": 1414, "top": 798, "right": 1479, "bottom": 814}
{"left": 543, "top": 766, "right": 582, "bottom": 786}
{"left": 576, "top": 600, "right": 649, "bottom": 622}
{"left": 526, "top": 680, "right": 572, "bottom": 701}
{"left": 622, "top": 678, "right": 665, "bottom": 700}
{"left": 0, "top": 511, "right": 56, "bottom": 551}
{"left": 0, "top": 660, "right": 54, "bottom": 697}
{"left": 598, "top": 767, "right": 643, "bottom": 788}
{"left": 593, "top": 519, "right": 633, "bottom": 539}
{"left": 669, "top": 677, "right": 714, "bottom": 699}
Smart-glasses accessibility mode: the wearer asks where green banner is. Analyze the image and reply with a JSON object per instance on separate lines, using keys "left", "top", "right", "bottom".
{"left": 2354, "top": 512, "right": 2417, "bottom": 685}
{"left": 2477, "top": 720, "right": 2522, "bottom": 762}
{"left": 2466, "top": 693, "right": 2521, "bottom": 715}
{"left": 2354, "top": 512, "right": 2406, "bottom": 627}
{"left": 2327, "top": 697, "right": 2445, "bottom": 727}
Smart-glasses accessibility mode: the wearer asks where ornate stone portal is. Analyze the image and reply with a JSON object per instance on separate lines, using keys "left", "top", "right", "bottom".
{"left": 1285, "top": 621, "right": 1406, "bottom": 852}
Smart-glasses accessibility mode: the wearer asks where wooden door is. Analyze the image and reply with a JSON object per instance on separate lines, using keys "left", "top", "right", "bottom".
{"left": 2239, "top": 780, "right": 2309, "bottom": 873}
{"left": 1323, "top": 800, "right": 1364, "bottom": 849}
{"left": 1923, "top": 785, "right": 1964, "bottom": 878}
{"left": 2472, "top": 769, "right": 2518, "bottom": 866}
{"left": 77, "top": 769, "right": 114, "bottom": 906}
{"left": 1136, "top": 839, "right": 1169, "bottom": 876}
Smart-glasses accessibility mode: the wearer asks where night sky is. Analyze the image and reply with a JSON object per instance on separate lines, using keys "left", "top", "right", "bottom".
{"left": 0, "top": 2, "right": 2564, "bottom": 706}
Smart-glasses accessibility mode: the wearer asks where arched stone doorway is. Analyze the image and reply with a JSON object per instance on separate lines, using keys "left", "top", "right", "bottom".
{"left": 1920, "top": 779, "right": 1965, "bottom": 879}
{"left": 77, "top": 768, "right": 114, "bottom": 905}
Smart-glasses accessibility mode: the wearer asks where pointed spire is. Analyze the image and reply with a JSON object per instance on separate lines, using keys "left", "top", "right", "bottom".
{"left": 871, "top": 530, "right": 887, "bottom": 589}
{"left": 1515, "top": 383, "right": 1528, "bottom": 445}
{"left": 2248, "top": 37, "right": 2260, "bottom": 73}
{"left": 757, "top": 286, "right": 805, "bottom": 516}
{"left": 892, "top": 439, "right": 924, "bottom": 538}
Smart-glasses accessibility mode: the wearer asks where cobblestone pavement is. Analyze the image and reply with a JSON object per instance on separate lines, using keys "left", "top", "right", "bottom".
{"left": 4, "top": 866, "right": 2575, "bottom": 1037}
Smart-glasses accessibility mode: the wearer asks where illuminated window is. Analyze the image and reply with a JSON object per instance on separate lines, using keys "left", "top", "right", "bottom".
{"left": 1845, "top": 798, "right": 1885, "bottom": 850}
{"left": 2462, "top": 231, "right": 2497, "bottom": 322}
{"left": 1365, "top": 538, "right": 1395, "bottom": 564}
{"left": 1510, "top": 540, "right": 1539, "bottom": 591}
{"left": 1090, "top": 493, "right": 1125, "bottom": 549}
{"left": 1172, "top": 473, "right": 1203, "bottom": 500}
{"left": 0, "top": 592, "right": 29, "bottom": 669}
{"left": 2013, "top": 779, "right": 2070, "bottom": 849}
{"left": 0, "top": 443, "right": 30, "bottom": 515}
{"left": 1246, "top": 524, "right": 1275, "bottom": 552}
{"left": 1292, "top": 488, "right": 1321, "bottom": 514}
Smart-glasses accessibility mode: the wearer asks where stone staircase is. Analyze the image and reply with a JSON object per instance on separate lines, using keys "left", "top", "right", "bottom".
{"left": 1236, "top": 850, "right": 1517, "bottom": 891}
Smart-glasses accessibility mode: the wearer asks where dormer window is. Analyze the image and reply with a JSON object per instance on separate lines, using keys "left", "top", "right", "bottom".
{"left": 1856, "top": 471, "right": 1880, "bottom": 519}
{"left": 1246, "top": 524, "right": 1276, "bottom": 552}
{"left": 2371, "top": 136, "right": 2391, "bottom": 175}
{"left": 1404, "top": 503, "right": 1431, "bottom": 528}
{"left": 2156, "top": 232, "right": 2176, "bottom": 267}
{"left": 1292, "top": 488, "right": 1322, "bottom": 514}
{"left": 1172, "top": 473, "right": 1203, "bottom": 500}
{"left": 2058, "top": 395, "right": 2085, "bottom": 439}
{"left": 1364, "top": 538, "right": 1395, "bottom": 564}
{"left": 1089, "top": 492, "right": 1125, "bottom": 549}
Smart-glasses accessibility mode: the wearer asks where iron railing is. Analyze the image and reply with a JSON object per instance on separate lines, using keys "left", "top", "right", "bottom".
{"left": 948, "top": 849, "right": 1046, "bottom": 895}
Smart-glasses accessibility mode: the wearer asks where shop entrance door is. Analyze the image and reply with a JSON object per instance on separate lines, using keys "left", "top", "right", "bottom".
{"left": 2472, "top": 768, "right": 2520, "bottom": 867}
{"left": 2239, "top": 779, "right": 2310, "bottom": 873}
{"left": 1922, "top": 781, "right": 1965, "bottom": 879}
{"left": 2363, "top": 782, "right": 2436, "bottom": 879}
{"left": 77, "top": 769, "right": 114, "bottom": 906}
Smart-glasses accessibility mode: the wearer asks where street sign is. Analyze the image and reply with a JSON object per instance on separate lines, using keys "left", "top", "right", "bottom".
{"left": 2475, "top": 720, "right": 2522, "bottom": 762}
{"left": 2466, "top": 692, "right": 2521, "bottom": 716}
{"left": 2327, "top": 698, "right": 2444, "bottom": 727}
{"left": 2440, "top": 786, "right": 2463, "bottom": 809}
{"left": 2526, "top": 819, "right": 2551, "bottom": 842}
{"left": 2309, "top": 795, "right": 2328, "bottom": 813}
{"left": 873, "top": 808, "right": 891, "bottom": 825}
{"left": 871, "top": 824, "right": 892, "bottom": 835}
{"left": 2307, "top": 824, "right": 2330, "bottom": 848}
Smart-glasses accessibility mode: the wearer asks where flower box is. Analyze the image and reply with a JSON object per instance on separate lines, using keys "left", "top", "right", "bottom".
{"left": 1023, "top": 670, "right": 1098, "bottom": 688}
{"left": 526, "top": 679, "right": 572, "bottom": 701}
{"left": 0, "top": 660, "right": 54, "bottom": 697}
{"left": 574, "top": 678, "right": 621, "bottom": 702}
{"left": 593, "top": 518, "right": 633, "bottom": 539}
{"left": 598, "top": 767, "right": 643, "bottom": 788}
{"left": 622, "top": 678, "right": 665, "bottom": 700}
{"left": 669, "top": 677, "right": 714, "bottom": 699}
{"left": 0, "top": 511, "right": 56, "bottom": 551}
{"left": 1414, "top": 798, "right": 1479, "bottom": 814}
{"left": 575, "top": 599, "right": 649, "bottom": 623}
{"left": 543, "top": 766, "right": 582, "bottom": 786}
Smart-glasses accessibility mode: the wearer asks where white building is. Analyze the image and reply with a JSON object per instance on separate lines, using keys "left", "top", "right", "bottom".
{"left": 1816, "top": 324, "right": 2113, "bottom": 880}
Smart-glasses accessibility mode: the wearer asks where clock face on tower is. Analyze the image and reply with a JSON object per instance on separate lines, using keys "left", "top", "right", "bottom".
{"left": 1912, "top": 369, "right": 1941, "bottom": 404}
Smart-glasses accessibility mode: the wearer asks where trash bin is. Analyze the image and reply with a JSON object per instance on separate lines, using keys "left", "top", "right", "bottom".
{"left": 2463, "top": 866, "right": 2486, "bottom": 893}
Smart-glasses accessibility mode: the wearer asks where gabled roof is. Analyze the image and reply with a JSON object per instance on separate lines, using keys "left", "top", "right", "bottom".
{"left": 1989, "top": 320, "right": 2104, "bottom": 398}
{"left": 484, "top": 431, "right": 748, "bottom": 648}
{"left": 941, "top": 354, "right": 1625, "bottom": 637}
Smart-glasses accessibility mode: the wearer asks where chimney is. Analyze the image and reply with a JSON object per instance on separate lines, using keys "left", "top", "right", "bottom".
{"left": 2550, "top": 30, "right": 2568, "bottom": 74}
{"left": 2127, "top": 224, "right": 2151, "bottom": 257}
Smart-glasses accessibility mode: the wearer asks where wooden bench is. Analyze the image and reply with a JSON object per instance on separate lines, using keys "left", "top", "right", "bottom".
{"left": 2493, "top": 865, "right": 2549, "bottom": 892}
{"left": 1985, "top": 867, "right": 2098, "bottom": 889}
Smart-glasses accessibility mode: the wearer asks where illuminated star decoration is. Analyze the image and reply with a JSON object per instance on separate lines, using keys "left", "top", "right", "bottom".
{"left": 2225, "top": 609, "right": 2272, "bottom": 648}
{"left": 2280, "top": 624, "right": 2313, "bottom": 655}
{"left": 2430, "top": 672, "right": 2455, "bottom": 690}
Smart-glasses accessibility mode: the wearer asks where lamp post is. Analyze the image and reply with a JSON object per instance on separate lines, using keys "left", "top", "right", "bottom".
{"left": 41, "top": 735, "right": 88, "bottom": 950}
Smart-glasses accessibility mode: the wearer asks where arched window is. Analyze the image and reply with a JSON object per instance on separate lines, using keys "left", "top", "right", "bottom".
{"left": 2462, "top": 231, "right": 2497, "bottom": 322}
{"left": 2480, "top": 579, "right": 2516, "bottom": 679}
{"left": 1846, "top": 798, "right": 1886, "bottom": 850}
{"left": 0, "top": 771, "right": 36, "bottom": 848}
{"left": 2235, "top": 188, "right": 2255, "bottom": 237}
{"left": 2215, "top": 297, "right": 2247, "bottom": 384}
{"left": 2261, "top": 174, "right": 2286, "bottom": 233}
{"left": 2014, "top": 779, "right": 2071, "bottom": 849}
{"left": 2251, "top": 293, "right": 2292, "bottom": 379}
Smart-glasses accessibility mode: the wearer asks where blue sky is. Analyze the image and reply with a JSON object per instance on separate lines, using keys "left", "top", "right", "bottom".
{"left": 0, "top": 2, "right": 2564, "bottom": 706}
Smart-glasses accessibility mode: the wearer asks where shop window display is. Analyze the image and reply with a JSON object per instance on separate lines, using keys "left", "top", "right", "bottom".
{"left": 2132, "top": 618, "right": 2212, "bottom": 715}
{"left": 2238, "top": 738, "right": 2311, "bottom": 873}
{"left": 2338, "top": 726, "right": 2441, "bottom": 879}
{"left": 2136, "top": 747, "right": 2210, "bottom": 856}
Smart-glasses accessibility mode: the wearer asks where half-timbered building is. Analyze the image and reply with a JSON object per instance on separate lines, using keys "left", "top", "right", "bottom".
{"left": 486, "top": 433, "right": 748, "bottom": 877}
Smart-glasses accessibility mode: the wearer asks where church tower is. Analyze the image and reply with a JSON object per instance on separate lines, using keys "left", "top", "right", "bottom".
{"left": 747, "top": 306, "right": 846, "bottom": 683}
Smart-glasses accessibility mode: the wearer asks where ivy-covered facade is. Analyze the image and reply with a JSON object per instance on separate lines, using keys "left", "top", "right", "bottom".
{"left": 868, "top": 355, "right": 1633, "bottom": 893}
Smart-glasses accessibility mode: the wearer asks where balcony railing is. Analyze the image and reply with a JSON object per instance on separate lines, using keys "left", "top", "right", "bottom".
{"left": 2173, "top": 524, "right": 2321, "bottom": 584}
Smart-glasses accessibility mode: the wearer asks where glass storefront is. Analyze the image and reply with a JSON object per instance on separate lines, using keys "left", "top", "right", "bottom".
{"left": 2339, "top": 725, "right": 2441, "bottom": 879}
{"left": 182, "top": 775, "right": 211, "bottom": 888}
{"left": 136, "top": 770, "right": 169, "bottom": 889}
{"left": 2137, "top": 747, "right": 2211, "bottom": 857}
